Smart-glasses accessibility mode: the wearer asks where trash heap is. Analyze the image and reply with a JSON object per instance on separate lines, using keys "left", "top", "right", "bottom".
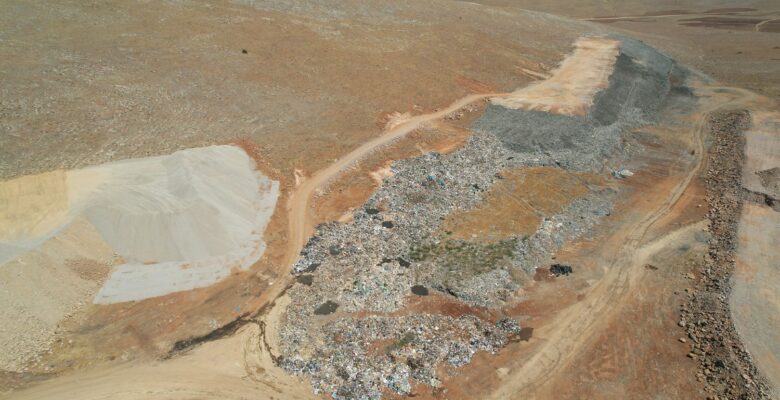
{"left": 276, "top": 36, "right": 691, "bottom": 399}
{"left": 282, "top": 314, "right": 519, "bottom": 400}
{"left": 278, "top": 130, "right": 619, "bottom": 398}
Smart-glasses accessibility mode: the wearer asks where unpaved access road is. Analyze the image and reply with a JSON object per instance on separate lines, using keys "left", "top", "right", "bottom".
{"left": 283, "top": 92, "right": 505, "bottom": 268}
{"left": 4, "top": 91, "right": 506, "bottom": 400}
{"left": 487, "top": 85, "right": 762, "bottom": 399}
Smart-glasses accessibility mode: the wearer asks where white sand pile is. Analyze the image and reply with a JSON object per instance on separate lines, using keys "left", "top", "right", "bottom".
{"left": 0, "top": 144, "right": 279, "bottom": 370}
{"left": 1, "top": 143, "right": 279, "bottom": 303}
{"left": 492, "top": 36, "right": 620, "bottom": 116}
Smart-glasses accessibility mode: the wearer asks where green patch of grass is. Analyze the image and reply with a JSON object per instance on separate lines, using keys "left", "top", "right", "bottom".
{"left": 409, "top": 238, "right": 516, "bottom": 276}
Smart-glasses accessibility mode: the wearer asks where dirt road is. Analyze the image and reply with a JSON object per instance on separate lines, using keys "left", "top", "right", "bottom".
{"left": 6, "top": 61, "right": 769, "bottom": 400}
{"left": 283, "top": 92, "right": 504, "bottom": 268}
{"left": 487, "top": 85, "right": 760, "bottom": 398}
{"left": 4, "top": 91, "right": 505, "bottom": 400}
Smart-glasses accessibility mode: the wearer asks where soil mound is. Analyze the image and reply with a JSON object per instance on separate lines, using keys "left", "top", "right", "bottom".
{"left": 0, "top": 145, "right": 278, "bottom": 370}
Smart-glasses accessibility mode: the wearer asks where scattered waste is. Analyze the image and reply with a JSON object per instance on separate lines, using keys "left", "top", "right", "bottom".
{"left": 550, "top": 263, "right": 573, "bottom": 276}
{"left": 304, "top": 262, "right": 321, "bottom": 273}
{"left": 613, "top": 168, "right": 634, "bottom": 179}
{"left": 314, "top": 301, "right": 339, "bottom": 315}
{"left": 410, "top": 285, "right": 429, "bottom": 296}
{"left": 496, "top": 317, "right": 521, "bottom": 334}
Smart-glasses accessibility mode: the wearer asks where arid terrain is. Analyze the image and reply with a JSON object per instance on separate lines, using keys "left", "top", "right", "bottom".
{"left": 1, "top": 1, "right": 778, "bottom": 400}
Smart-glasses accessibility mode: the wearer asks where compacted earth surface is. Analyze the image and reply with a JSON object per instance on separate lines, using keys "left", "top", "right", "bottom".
{"left": 1, "top": 1, "right": 778, "bottom": 400}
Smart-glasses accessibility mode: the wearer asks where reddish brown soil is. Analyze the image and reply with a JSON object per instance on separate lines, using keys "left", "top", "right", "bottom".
{"left": 312, "top": 109, "right": 484, "bottom": 224}
{"left": 442, "top": 167, "right": 606, "bottom": 241}
{"left": 394, "top": 97, "right": 715, "bottom": 400}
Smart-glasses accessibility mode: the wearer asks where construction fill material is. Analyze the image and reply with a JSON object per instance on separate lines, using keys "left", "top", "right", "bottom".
{"left": 0, "top": 145, "right": 279, "bottom": 304}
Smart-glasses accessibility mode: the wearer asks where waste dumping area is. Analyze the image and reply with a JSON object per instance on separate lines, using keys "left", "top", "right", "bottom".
{"left": 275, "top": 36, "right": 690, "bottom": 399}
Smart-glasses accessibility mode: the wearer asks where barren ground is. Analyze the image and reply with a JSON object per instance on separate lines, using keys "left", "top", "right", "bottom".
{"left": 1, "top": 1, "right": 779, "bottom": 399}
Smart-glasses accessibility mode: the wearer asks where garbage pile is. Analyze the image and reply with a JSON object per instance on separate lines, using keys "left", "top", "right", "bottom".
{"left": 275, "top": 36, "right": 691, "bottom": 398}
{"left": 281, "top": 314, "right": 518, "bottom": 399}
{"left": 278, "top": 128, "right": 619, "bottom": 398}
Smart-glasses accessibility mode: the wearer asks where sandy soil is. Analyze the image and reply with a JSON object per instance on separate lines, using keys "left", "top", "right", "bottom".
{"left": 731, "top": 109, "right": 780, "bottom": 397}
{"left": 0, "top": 0, "right": 587, "bottom": 182}
{"left": 0, "top": 217, "right": 117, "bottom": 373}
{"left": 463, "top": 0, "right": 780, "bottom": 99}
{"left": 732, "top": 203, "right": 780, "bottom": 397}
{"left": 741, "top": 111, "right": 780, "bottom": 198}
{"left": 492, "top": 36, "right": 620, "bottom": 116}
{"left": 7, "top": 323, "right": 317, "bottom": 400}
{"left": 2, "top": 1, "right": 778, "bottom": 398}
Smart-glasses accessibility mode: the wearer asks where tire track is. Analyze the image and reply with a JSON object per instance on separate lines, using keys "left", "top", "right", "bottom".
{"left": 489, "top": 85, "right": 755, "bottom": 399}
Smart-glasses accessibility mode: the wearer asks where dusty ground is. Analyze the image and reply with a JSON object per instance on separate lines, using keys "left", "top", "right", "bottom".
{"left": 0, "top": 0, "right": 586, "bottom": 386}
{"left": 442, "top": 167, "right": 606, "bottom": 241}
{"left": 1, "top": 0, "right": 589, "bottom": 181}
{"left": 730, "top": 109, "right": 780, "bottom": 397}
{"left": 1, "top": 1, "right": 779, "bottom": 399}
{"left": 462, "top": 0, "right": 780, "bottom": 100}
{"left": 733, "top": 204, "right": 780, "bottom": 397}
{"left": 492, "top": 36, "right": 620, "bottom": 115}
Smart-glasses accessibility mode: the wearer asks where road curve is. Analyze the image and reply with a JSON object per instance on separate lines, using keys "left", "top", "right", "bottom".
{"left": 282, "top": 92, "right": 506, "bottom": 268}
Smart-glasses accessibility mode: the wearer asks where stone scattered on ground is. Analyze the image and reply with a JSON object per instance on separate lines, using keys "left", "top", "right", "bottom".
{"left": 678, "top": 110, "right": 772, "bottom": 399}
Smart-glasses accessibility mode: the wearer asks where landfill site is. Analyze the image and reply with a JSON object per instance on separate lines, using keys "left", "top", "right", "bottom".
{"left": 1, "top": 1, "right": 779, "bottom": 400}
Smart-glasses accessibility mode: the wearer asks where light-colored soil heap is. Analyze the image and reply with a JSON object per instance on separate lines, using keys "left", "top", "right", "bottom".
{"left": 0, "top": 145, "right": 279, "bottom": 371}
{"left": 741, "top": 111, "right": 780, "bottom": 199}
{"left": 491, "top": 36, "right": 620, "bottom": 116}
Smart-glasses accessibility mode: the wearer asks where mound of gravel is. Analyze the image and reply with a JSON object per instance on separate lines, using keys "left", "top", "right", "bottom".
{"left": 474, "top": 36, "right": 691, "bottom": 171}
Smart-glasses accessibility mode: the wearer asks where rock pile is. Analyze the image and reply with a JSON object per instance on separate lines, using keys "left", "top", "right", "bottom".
{"left": 679, "top": 110, "right": 772, "bottom": 399}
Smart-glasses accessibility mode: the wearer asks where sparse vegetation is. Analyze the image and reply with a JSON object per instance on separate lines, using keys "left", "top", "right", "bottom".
{"left": 409, "top": 238, "right": 516, "bottom": 276}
